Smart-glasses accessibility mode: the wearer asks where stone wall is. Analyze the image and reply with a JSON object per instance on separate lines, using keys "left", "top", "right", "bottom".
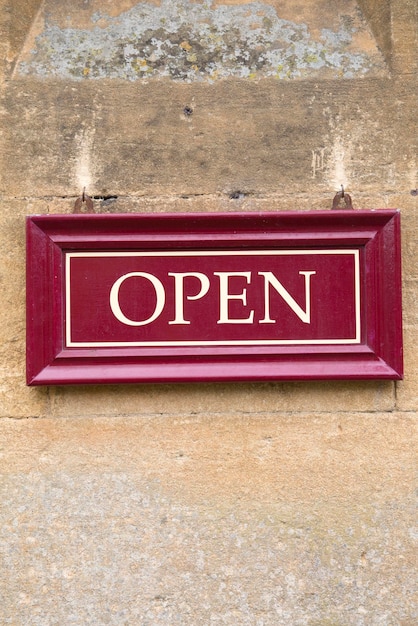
{"left": 0, "top": 1, "right": 417, "bottom": 623}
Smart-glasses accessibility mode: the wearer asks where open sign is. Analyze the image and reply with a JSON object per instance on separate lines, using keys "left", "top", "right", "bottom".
{"left": 27, "top": 211, "right": 402, "bottom": 384}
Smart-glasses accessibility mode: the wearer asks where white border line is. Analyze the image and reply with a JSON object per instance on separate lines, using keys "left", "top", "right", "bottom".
{"left": 65, "top": 250, "right": 361, "bottom": 348}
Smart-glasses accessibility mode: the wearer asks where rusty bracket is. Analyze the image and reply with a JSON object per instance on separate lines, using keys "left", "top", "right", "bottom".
{"left": 74, "top": 188, "right": 94, "bottom": 213}
{"left": 332, "top": 186, "right": 353, "bottom": 210}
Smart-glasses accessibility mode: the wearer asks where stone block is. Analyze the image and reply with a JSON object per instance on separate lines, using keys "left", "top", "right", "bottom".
{"left": 48, "top": 379, "right": 396, "bottom": 419}
{"left": 0, "top": 411, "right": 416, "bottom": 508}
{"left": 0, "top": 413, "right": 416, "bottom": 623}
{"left": 0, "top": 199, "right": 49, "bottom": 417}
{"left": 2, "top": 78, "right": 416, "bottom": 199}
{"left": 401, "top": 280, "right": 418, "bottom": 326}
{"left": 395, "top": 325, "right": 418, "bottom": 410}
{"left": 391, "top": 0, "right": 418, "bottom": 76}
{"left": 398, "top": 199, "right": 418, "bottom": 280}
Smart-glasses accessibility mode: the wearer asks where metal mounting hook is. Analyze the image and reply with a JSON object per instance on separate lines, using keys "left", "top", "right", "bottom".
{"left": 332, "top": 186, "right": 353, "bottom": 210}
{"left": 74, "top": 188, "right": 94, "bottom": 213}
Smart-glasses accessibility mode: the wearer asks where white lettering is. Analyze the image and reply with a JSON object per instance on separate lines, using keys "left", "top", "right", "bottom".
{"left": 258, "top": 271, "right": 316, "bottom": 324}
{"left": 168, "top": 272, "right": 210, "bottom": 325}
{"left": 214, "top": 272, "right": 255, "bottom": 324}
{"left": 108, "top": 269, "right": 317, "bottom": 328}
{"left": 109, "top": 272, "right": 165, "bottom": 326}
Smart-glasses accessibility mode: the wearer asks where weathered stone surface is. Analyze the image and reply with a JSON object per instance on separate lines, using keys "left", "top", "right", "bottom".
{"left": 48, "top": 380, "right": 396, "bottom": 419}
{"left": 1, "top": 78, "right": 416, "bottom": 198}
{"left": 16, "top": 0, "right": 386, "bottom": 82}
{"left": 390, "top": 0, "right": 418, "bottom": 75}
{"left": 0, "top": 414, "right": 417, "bottom": 624}
{"left": 2, "top": 413, "right": 415, "bottom": 496}
{"left": 357, "top": 0, "right": 391, "bottom": 66}
{"left": 397, "top": 195, "right": 418, "bottom": 280}
{"left": 0, "top": 200, "right": 49, "bottom": 418}
{"left": 395, "top": 326, "right": 418, "bottom": 411}
{"left": 8, "top": 0, "right": 43, "bottom": 66}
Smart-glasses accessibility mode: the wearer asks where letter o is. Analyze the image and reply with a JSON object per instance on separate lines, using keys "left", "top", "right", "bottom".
{"left": 109, "top": 272, "right": 165, "bottom": 326}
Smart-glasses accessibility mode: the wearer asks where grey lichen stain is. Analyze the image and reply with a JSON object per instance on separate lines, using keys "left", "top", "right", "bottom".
{"left": 18, "top": 0, "right": 385, "bottom": 81}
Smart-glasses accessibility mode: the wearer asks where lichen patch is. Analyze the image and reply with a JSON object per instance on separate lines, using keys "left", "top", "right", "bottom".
{"left": 17, "top": 0, "right": 386, "bottom": 81}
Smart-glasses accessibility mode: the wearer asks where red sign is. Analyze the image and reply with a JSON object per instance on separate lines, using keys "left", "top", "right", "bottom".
{"left": 66, "top": 250, "right": 359, "bottom": 347}
{"left": 26, "top": 211, "right": 403, "bottom": 384}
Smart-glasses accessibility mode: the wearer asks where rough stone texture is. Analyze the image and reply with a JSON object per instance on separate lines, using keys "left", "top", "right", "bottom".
{"left": 0, "top": 0, "right": 417, "bottom": 623}
{"left": 1, "top": 0, "right": 43, "bottom": 75}
{"left": 16, "top": 0, "right": 386, "bottom": 81}
{"left": 357, "top": 0, "right": 391, "bottom": 65}
{"left": 0, "top": 200, "right": 49, "bottom": 418}
{"left": 2, "top": 78, "right": 416, "bottom": 198}
{"left": 390, "top": 0, "right": 418, "bottom": 75}
{"left": 0, "top": 415, "right": 417, "bottom": 624}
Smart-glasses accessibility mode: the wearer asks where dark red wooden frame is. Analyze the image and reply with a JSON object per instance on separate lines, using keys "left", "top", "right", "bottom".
{"left": 26, "top": 211, "right": 403, "bottom": 385}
